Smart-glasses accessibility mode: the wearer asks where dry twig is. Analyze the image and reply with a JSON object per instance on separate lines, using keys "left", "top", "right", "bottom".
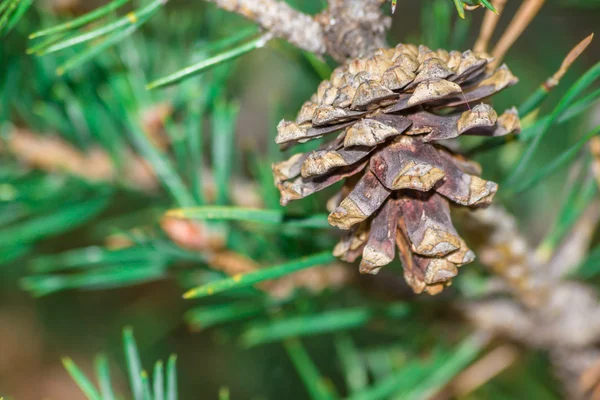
{"left": 473, "top": 0, "right": 507, "bottom": 53}
{"left": 490, "top": 0, "right": 546, "bottom": 69}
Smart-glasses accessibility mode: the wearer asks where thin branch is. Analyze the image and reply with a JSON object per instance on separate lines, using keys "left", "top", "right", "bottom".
{"left": 450, "top": 345, "right": 519, "bottom": 398}
{"left": 473, "top": 0, "right": 507, "bottom": 54}
{"left": 464, "top": 203, "right": 600, "bottom": 399}
{"left": 206, "top": 0, "right": 390, "bottom": 61}
{"left": 317, "top": 0, "right": 390, "bottom": 60}
{"left": 545, "top": 33, "right": 594, "bottom": 89}
{"left": 207, "top": 0, "right": 327, "bottom": 55}
{"left": 490, "top": 0, "right": 545, "bottom": 69}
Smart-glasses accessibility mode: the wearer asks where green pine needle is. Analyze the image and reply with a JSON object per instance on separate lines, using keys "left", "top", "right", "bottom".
{"left": 62, "top": 357, "right": 102, "bottom": 400}
{"left": 34, "top": 0, "right": 164, "bottom": 56}
{"left": 63, "top": 328, "right": 179, "bottom": 400}
{"left": 1, "top": 0, "right": 31, "bottom": 36}
{"left": 334, "top": 334, "right": 368, "bottom": 394}
{"left": 239, "top": 303, "right": 409, "bottom": 347}
{"left": 165, "top": 206, "right": 330, "bottom": 229}
{"left": 505, "top": 61, "right": 600, "bottom": 186}
{"left": 167, "top": 354, "right": 178, "bottom": 400}
{"left": 219, "top": 387, "right": 231, "bottom": 400}
{"left": 95, "top": 355, "right": 116, "bottom": 400}
{"left": 0, "top": 194, "right": 111, "bottom": 249}
{"left": 536, "top": 172, "right": 597, "bottom": 260}
{"left": 146, "top": 34, "right": 271, "bottom": 89}
{"left": 404, "top": 334, "right": 488, "bottom": 400}
{"left": 29, "top": 0, "right": 130, "bottom": 39}
{"left": 141, "top": 370, "right": 153, "bottom": 400}
{"left": 571, "top": 244, "right": 600, "bottom": 278}
{"left": 153, "top": 361, "right": 165, "bottom": 400}
{"left": 185, "top": 300, "right": 276, "bottom": 330}
{"left": 509, "top": 123, "right": 600, "bottom": 194}
{"left": 182, "top": 251, "right": 335, "bottom": 299}
{"left": 124, "top": 327, "right": 145, "bottom": 400}
{"left": 284, "top": 338, "right": 338, "bottom": 400}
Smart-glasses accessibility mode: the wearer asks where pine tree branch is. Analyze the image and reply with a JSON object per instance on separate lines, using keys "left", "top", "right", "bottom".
{"left": 204, "top": 0, "right": 390, "bottom": 61}
{"left": 207, "top": 0, "right": 327, "bottom": 55}
{"left": 463, "top": 203, "right": 600, "bottom": 399}
{"left": 316, "top": 0, "right": 390, "bottom": 61}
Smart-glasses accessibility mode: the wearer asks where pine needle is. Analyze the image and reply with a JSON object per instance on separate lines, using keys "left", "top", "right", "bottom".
{"left": 146, "top": 34, "right": 272, "bottom": 89}
{"left": 124, "top": 327, "right": 145, "bottom": 400}
{"left": 182, "top": 251, "right": 335, "bottom": 299}
{"left": 95, "top": 355, "right": 116, "bottom": 400}
{"left": 153, "top": 361, "right": 165, "bottom": 400}
{"left": 490, "top": 0, "right": 545, "bottom": 68}
{"left": 519, "top": 33, "right": 594, "bottom": 117}
{"left": 29, "top": 0, "right": 131, "bottom": 39}
{"left": 62, "top": 357, "right": 102, "bottom": 400}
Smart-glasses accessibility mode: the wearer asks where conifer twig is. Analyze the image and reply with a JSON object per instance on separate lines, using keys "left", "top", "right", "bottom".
{"left": 204, "top": 0, "right": 390, "bottom": 61}
{"left": 473, "top": 0, "right": 506, "bottom": 53}
{"left": 206, "top": 0, "right": 326, "bottom": 54}
{"left": 450, "top": 345, "right": 519, "bottom": 398}
{"left": 490, "top": 0, "right": 546, "bottom": 69}
{"left": 465, "top": 202, "right": 600, "bottom": 399}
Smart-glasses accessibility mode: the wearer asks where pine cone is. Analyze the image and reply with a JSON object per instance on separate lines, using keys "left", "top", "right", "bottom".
{"left": 273, "top": 44, "right": 520, "bottom": 294}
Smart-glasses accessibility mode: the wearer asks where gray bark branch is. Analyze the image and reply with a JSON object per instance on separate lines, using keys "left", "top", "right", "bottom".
{"left": 205, "top": 0, "right": 390, "bottom": 62}
{"left": 464, "top": 203, "right": 600, "bottom": 399}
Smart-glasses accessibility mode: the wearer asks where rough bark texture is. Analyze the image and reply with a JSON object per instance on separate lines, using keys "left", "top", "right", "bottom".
{"left": 205, "top": 0, "right": 390, "bottom": 61}
{"left": 316, "top": 0, "right": 390, "bottom": 61}
{"left": 209, "top": 0, "right": 327, "bottom": 55}
{"left": 464, "top": 204, "right": 600, "bottom": 399}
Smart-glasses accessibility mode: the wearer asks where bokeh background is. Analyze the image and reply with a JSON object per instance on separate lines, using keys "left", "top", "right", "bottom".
{"left": 1, "top": 0, "right": 600, "bottom": 398}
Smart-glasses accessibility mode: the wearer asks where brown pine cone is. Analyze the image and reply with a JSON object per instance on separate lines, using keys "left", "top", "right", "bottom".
{"left": 272, "top": 43, "right": 520, "bottom": 295}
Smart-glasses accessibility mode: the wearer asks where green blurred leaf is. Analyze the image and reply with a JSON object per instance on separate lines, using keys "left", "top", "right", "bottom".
{"left": 185, "top": 300, "right": 276, "bottom": 330}
{"left": 30, "top": 0, "right": 130, "bottom": 39}
{"left": 509, "top": 124, "right": 600, "bottom": 193}
{"left": 404, "top": 334, "right": 487, "bottom": 400}
{"left": 183, "top": 251, "right": 335, "bottom": 299}
{"left": 34, "top": 0, "right": 164, "bottom": 57}
{"left": 571, "top": 244, "right": 600, "bottom": 278}
{"left": 506, "top": 61, "right": 600, "bottom": 185}
{"left": 240, "top": 303, "right": 409, "bottom": 347}
{"left": 22, "top": 263, "right": 166, "bottom": 297}
{"left": 153, "top": 361, "right": 165, "bottom": 400}
{"left": 31, "top": 245, "right": 164, "bottom": 273}
{"left": 166, "top": 354, "right": 178, "bottom": 400}
{"left": 537, "top": 171, "right": 597, "bottom": 259}
{"left": 284, "top": 338, "right": 338, "bottom": 400}
{"left": 124, "top": 327, "right": 145, "bottom": 400}
{"left": 166, "top": 206, "right": 330, "bottom": 228}
{"left": 0, "top": 193, "right": 111, "bottom": 248}
{"left": 95, "top": 354, "right": 115, "bottom": 400}
{"left": 141, "top": 370, "right": 153, "bottom": 400}
{"left": 147, "top": 34, "right": 270, "bottom": 89}
{"left": 62, "top": 357, "right": 102, "bottom": 400}
{"left": 211, "top": 98, "right": 239, "bottom": 205}
{"left": 334, "top": 334, "right": 368, "bottom": 394}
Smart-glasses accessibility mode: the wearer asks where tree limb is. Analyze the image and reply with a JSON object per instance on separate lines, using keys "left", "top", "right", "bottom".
{"left": 205, "top": 0, "right": 390, "bottom": 62}
{"left": 464, "top": 203, "right": 600, "bottom": 399}
{"left": 208, "top": 0, "right": 327, "bottom": 55}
